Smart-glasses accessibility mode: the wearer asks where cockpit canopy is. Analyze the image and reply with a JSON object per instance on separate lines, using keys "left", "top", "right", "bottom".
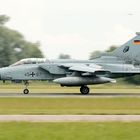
{"left": 10, "top": 58, "right": 47, "bottom": 66}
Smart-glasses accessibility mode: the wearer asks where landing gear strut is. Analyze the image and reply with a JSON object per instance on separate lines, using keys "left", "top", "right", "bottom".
{"left": 23, "top": 81, "right": 29, "bottom": 94}
{"left": 80, "top": 86, "right": 90, "bottom": 95}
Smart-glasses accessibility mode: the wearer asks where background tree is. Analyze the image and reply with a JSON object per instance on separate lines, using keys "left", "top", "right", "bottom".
{"left": 106, "top": 45, "right": 118, "bottom": 52}
{"left": 0, "top": 15, "right": 9, "bottom": 25}
{"left": 0, "top": 15, "right": 43, "bottom": 67}
{"left": 124, "top": 75, "right": 140, "bottom": 85}
{"left": 89, "top": 46, "right": 118, "bottom": 60}
{"left": 89, "top": 51, "right": 103, "bottom": 60}
{"left": 58, "top": 54, "right": 71, "bottom": 59}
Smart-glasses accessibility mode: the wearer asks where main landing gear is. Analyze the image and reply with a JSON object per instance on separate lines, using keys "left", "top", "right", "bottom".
{"left": 80, "top": 85, "right": 90, "bottom": 95}
{"left": 23, "top": 81, "right": 29, "bottom": 94}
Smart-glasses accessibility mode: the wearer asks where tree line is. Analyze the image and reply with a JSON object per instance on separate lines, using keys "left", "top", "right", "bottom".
{"left": 0, "top": 15, "right": 43, "bottom": 67}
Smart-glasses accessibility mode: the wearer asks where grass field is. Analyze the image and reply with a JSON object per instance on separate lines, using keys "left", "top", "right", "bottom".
{"left": 0, "top": 83, "right": 140, "bottom": 140}
{"left": 0, "top": 122, "right": 140, "bottom": 140}
{"left": 0, "top": 97, "right": 140, "bottom": 114}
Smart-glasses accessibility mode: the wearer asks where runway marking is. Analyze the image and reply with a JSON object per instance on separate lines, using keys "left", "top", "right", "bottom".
{"left": 0, "top": 115, "right": 140, "bottom": 122}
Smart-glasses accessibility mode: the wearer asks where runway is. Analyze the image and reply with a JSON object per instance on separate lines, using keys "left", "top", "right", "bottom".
{"left": 0, "top": 115, "right": 140, "bottom": 122}
{"left": 0, "top": 93, "right": 140, "bottom": 98}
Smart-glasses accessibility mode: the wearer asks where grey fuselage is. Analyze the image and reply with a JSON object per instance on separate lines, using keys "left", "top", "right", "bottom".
{"left": 0, "top": 56, "right": 139, "bottom": 81}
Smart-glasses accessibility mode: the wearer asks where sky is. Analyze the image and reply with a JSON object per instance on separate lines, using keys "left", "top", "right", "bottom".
{"left": 0, "top": 0, "right": 140, "bottom": 59}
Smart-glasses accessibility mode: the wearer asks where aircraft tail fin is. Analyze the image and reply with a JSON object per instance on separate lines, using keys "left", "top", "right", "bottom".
{"left": 110, "top": 32, "right": 140, "bottom": 64}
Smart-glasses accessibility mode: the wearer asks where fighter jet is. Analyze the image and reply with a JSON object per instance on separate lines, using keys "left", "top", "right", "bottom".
{"left": 1, "top": 33, "right": 140, "bottom": 95}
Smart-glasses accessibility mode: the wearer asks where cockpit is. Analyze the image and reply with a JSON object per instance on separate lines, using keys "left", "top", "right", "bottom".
{"left": 10, "top": 58, "right": 47, "bottom": 66}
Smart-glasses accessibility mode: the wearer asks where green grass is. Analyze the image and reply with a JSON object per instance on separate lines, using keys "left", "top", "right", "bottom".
{"left": 0, "top": 122, "right": 140, "bottom": 140}
{"left": 0, "top": 97, "right": 140, "bottom": 114}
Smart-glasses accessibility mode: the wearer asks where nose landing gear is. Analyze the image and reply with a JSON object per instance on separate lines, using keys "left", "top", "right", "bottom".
{"left": 23, "top": 88, "right": 29, "bottom": 94}
{"left": 23, "top": 81, "right": 29, "bottom": 94}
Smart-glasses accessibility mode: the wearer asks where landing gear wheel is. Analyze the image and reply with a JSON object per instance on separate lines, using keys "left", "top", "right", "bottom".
{"left": 80, "top": 86, "right": 90, "bottom": 95}
{"left": 23, "top": 81, "right": 29, "bottom": 94}
{"left": 23, "top": 89, "right": 29, "bottom": 94}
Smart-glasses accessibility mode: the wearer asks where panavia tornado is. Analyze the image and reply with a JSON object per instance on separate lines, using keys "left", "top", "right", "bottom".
{"left": 1, "top": 33, "right": 140, "bottom": 95}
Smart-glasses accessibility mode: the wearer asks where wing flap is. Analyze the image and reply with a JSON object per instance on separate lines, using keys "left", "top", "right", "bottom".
{"left": 69, "top": 65, "right": 110, "bottom": 74}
